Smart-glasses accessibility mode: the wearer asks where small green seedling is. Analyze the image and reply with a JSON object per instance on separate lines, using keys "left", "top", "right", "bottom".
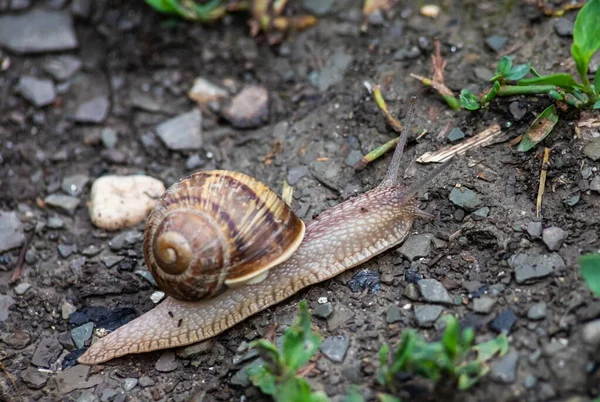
{"left": 378, "top": 315, "right": 509, "bottom": 393}
{"left": 416, "top": 0, "right": 600, "bottom": 151}
{"left": 247, "top": 300, "right": 329, "bottom": 402}
{"left": 580, "top": 253, "right": 600, "bottom": 297}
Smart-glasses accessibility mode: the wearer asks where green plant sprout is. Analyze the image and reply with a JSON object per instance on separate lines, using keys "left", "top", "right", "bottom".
{"left": 246, "top": 300, "right": 329, "bottom": 402}
{"left": 580, "top": 253, "right": 600, "bottom": 297}
{"left": 415, "top": 0, "right": 600, "bottom": 151}
{"left": 378, "top": 315, "right": 509, "bottom": 394}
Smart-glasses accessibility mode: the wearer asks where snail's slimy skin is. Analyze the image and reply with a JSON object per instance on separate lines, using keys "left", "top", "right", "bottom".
{"left": 77, "top": 185, "right": 428, "bottom": 364}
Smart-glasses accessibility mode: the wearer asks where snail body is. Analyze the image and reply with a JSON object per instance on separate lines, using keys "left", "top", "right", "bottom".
{"left": 78, "top": 106, "right": 452, "bottom": 365}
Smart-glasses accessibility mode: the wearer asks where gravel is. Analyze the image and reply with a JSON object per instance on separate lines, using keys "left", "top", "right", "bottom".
{"left": 417, "top": 279, "right": 454, "bottom": 304}
{"left": 0, "top": 211, "right": 25, "bottom": 254}
{"left": 490, "top": 309, "right": 517, "bottom": 334}
{"left": 510, "top": 251, "right": 564, "bottom": 284}
{"left": 155, "top": 109, "right": 203, "bottom": 150}
{"left": 320, "top": 335, "right": 350, "bottom": 363}
{"left": 527, "top": 302, "right": 547, "bottom": 321}
{"left": 414, "top": 305, "right": 443, "bottom": 327}
{"left": 542, "top": 226, "right": 567, "bottom": 251}
{"left": 17, "top": 76, "right": 56, "bottom": 107}
{"left": 397, "top": 234, "right": 433, "bottom": 261}
{"left": 449, "top": 186, "right": 483, "bottom": 211}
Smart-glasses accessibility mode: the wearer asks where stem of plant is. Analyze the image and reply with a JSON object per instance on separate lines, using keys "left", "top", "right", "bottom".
{"left": 497, "top": 85, "right": 558, "bottom": 96}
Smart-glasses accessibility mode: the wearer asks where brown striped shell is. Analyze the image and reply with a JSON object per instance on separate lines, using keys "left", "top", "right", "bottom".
{"left": 143, "top": 170, "right": 305, "bottom": 301}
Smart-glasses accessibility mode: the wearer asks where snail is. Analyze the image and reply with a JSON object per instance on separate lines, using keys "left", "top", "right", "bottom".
{"left": 77, "top": 100, "right": 453, "bottom": 365}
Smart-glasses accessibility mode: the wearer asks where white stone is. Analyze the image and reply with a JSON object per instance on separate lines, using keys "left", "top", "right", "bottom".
{"left": 88, "top": 175, "right": 165, "bottom": 231}
{"left": 188, "top": 77, "right": 228, "bottom": 104}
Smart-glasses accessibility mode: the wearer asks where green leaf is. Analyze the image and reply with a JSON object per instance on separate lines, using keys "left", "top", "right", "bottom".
{"left": 460, "top": 89, "right": 480, "bottom": 110}
{"left": 573, "top": 88, "right": 587, "bottom": 102}
{"left": 530, "top": 66, "right": 542, "bottom": 77}
{"left": 442, "top": 316, "right": 460, "bottom": 360}
{"left": 496, "top": 56, "right": 512, "bottom": 76}
{"left": 595, "top": 67, "right": 600, "bottom": 94}
{"left": 518, "top": 73, "right": 582, "bottom": 91}
{"left": 571, "top": 0, "right": 600, "bottom": 83}
{"left": 505, "top": 62, "right": 531, "bottom": 81}
{"left": 580, "top": 253, "right": 600, "bottom": 297}
{"left": 516, "top": 104, "right": 559, "bottom": 152}
{"left": 377, "top": 394, "right": 402, "bottom": 402}
{"left": 278, "top": 377, "right": 329, "bottom": 402}
{"left": 283, "top": 301, "right": 321, "bottom": 371}
{"left": 250, "top": 339, "right": 283, "bottom": 370}
{"left": 473, "top": 333, "right": 509, "bottom": 362}
{"left": 378, "top": 344, "right": 389, "bottom": 385}
{"left": 594, "top": 99, "right": 600, "bottom": 109}
{"left": 481, "top": 81, "right": 501, "bottom": 104}
{"left": 389, "top": 331, "right": 417, "bottom": 374}
{"left": 248, "top": 362, "right": 277, "bottom": 396}
{"left": 144, "top": 0, "right": 179, "bottom": 14}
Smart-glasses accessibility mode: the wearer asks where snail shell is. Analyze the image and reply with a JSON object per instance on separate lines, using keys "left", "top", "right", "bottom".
{"left": 143, "top": 170, "right": 305, "bottom": 301}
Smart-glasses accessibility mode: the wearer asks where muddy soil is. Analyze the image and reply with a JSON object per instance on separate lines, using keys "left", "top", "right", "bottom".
{"left": 1, "top": 1, "right": 599, "bottom": 401}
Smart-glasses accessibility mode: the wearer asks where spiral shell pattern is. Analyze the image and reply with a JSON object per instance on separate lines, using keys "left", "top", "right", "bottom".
{"left": 144, "top": 170, "right": 305, "bottom": 301}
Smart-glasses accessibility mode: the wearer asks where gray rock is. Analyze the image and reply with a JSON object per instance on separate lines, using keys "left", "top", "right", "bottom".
{"left": 397, "top": 234, "right": 433, "bottom": 261}
{"left": 31, "top": 337, "right": 62, "bottom": 368}
{"left": 155, "top": 109, "right": 203, "bottom": 150}
{"left": 100, "top": 255, "right": 123, "bottom": 268}
{"left": 155, "top": 351, "right": 178, "bottom": 372}
{"left": 472, "top": 207, "right": 490, "bottom": 220}
{"left": 58, "top": 244, "right": 75, "bottom": 258}
{"left": 0, "top": 9, "right": 78, "bottom": 54}
{"left": 319, "top": 51, "right": 353, "bottom": 92}
{"left": 485, "top": 35, "right": 508, "bottom": 52}
{"left": 302, "top": 0, "right": 334, "bottom": 16}
{"left": 554, "top": 18, "right": 574, "bottom": 37}
{"left": 54, "top": 365, "right": 102, "bottom": 394}
{"left": 490, "top": 349, "right": 519, "bottom": 383}
{"left": 17, "top": 76, "right": 56, "bottom": 107}
{"left": 542, "top": 226, "right": 567, "bottom": 251}
{"left": 447, "top": 127, "right": 465, "bottom": 143}
{"left": 14, "top": 283, "right": 32, "bottom": 295}
{"left": 61, "top": 301, "right": 77, "bottom": 320}
{"left": 138, "top": 376, "right": 155, "bottom": 388}
{"left": 0, "top": 211, "right": 25, "bottom": 253}
{"left": 61, "top": 174, "right": 89, "bottom": 197}
{"left": 327, "top": 303, "right": 355, "bottom": 330}
{"left": 135, "top": 270, "right": 157, "bottom": 287}
{"left": 21, "top": 366, "right": 49, "bottom": 389}
{"left": 449, "top": 186, "right": 482, "bottom": 211}
{"left": 473, "top": 296, "right": 496, "bottom": 314}
{"left": 71, "top": 322, "right": 94, "bottom": 349}
{"left": 101, "top": 128, "right": 118, "bottom": 149}
{"left": 81, "top": 244, "right": 101, "bottom": 257}
{"left": 313, "top": 302, "right": 333, "bottom": 319}
{"left": 47, "top": 216, "right": 65, "bottom": 229}
{"left": 221, "top": 86, "right": 269, "bottom": 128}
{"left": 100, "top": 388, "right": 118, "bottom": 402}
{"left": 231, "top": 358, "right": 264, "bottom": 387}
{"left": 385, "top": 305, "right": 405, "bottom": 324}
{"left": 582, "top": 319, "right": 600, "bottom": 347}
{"left": 403, "top": 283, "right": 420, "bottom": 300}
{"left": 590, "top": 176, "right": 600, "bottom": 192}
{"left": 510, "top": 251, "right": 564, "bottom": 284}
{"left": 526, "top": 221, "right": 542, "bottom": 238}
{"left": 474, "top": 67, "right": 494, "bottom": 82}
{"left": 185, "top": 154, "right": 203, "bottom": 170}
{"left": 176, "top": 339, "right": 214, "bottom": 359}
{"left": 527, "top": 302, "right": 547, "bottom": 320}
{"left": 71, "top": 0, "right": 93, "bottom": 18}
{"left": 509, "top": 101, "right": 527, "bottom": 120}
{"left": 417, "top": 279, "right": 453, "bottom": 304}
{"left": 344, "top": 150, "right": 363, "bottom": 167}
{"left": 393, "top": 46, "right": 420, "bottom": 61}
{"left": 584, "top": 138, "right": 600, "bottom": 161}
{"left": 0, "top": 295, "right": 15, "bottom": 322}
{"left": 414, "top": 305, "right": 443, "bottom": 327}
{"left": 75, "top": 96, "right": 110, "bottom": 123}
{"left": 490, "top": 309, "right": 517, "bottom": 334}
{"left": 43, "top": 55, "right": 82, "bottom": 80}
{"left": 44, "top": 194, "right": 80, "bottom": 215}
{"left": 123, "top": 378, "right": 138, "bottom": 392}
{"left": 320, "top": 335, "right": 349, "bottom": 363}
{"left": 287, "top": 166, "right": 309, "bottom": 186}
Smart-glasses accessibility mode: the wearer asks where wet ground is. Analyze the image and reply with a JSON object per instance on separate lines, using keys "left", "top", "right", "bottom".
{"left": 1, "top": 1, "right": 600, "bottom": 401}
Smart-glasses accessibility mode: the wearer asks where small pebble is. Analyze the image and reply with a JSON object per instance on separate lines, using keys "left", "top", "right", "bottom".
{"left": 138, "top": 376, "right": 155, "bottom": 387}
{"left": 188, "top": 77, "right": 228, "bottom": 104}
{"left": 385, "top": 305, "right": 404, "bottom": 324}
{"left": 490, "top": 349, "right": 519, "bottom": 383}
{"left": 88, "top": 175, "right": 165, "bottom": 230}
{"left": 582, "top": 319, "right": 600, "bottom": 347}
{"left": 320, "top": 335, "right": 349, "bottom": 363}
{"left": 414, "top": 305, "right": 443, "bottom": 327}
{"left": 509, "top": 101, "right": 527, "bottom": 121}
{"left": 417, "top": 279, "right": 453, "bottom": 304}
{"left": 472, "top": 207, "right": 490, "bottom": 220}
{"left": 403, "top": 283, "right": 420, "bottom": 300}
{"left": 526, "top": 221, "right": 542, "bottom": 238}
{"left": 17, "top": 76, "right": 56, "bottom": 107}
{"left": 135, "top": 270, "right": 158, "bottom": 287}
{"left": 397, "top": 234, "right": 433, "bottom": 261}
{"left": 449, "top": 186, "right": 482, "bottom": 211}
{"left": 61, "top": 301, "right": 77, "bottom": 320}
{"left": 510, "top": 251, "right": 564, "bottom": 284}
{"left": 313, "top": 303, "right": 333, "bottom": 319}
{"left": 155, "top": 109, "right": 203, "bottom": 151}
{"left": 71, "top": 322, "right": 94, "bottom": 349}
{"left": 542, "top": 226, "right": 567, "bottom": 251}
{"left": 155, "top": 351, "right": 178, "bottom": 372}
{"left": 44, "top": 194, "right": 80, "bottom": 216}
{"left": 185, "top": 154, "right": 204, "bottom": 170}
{"left": 583, "top": 138, "right": 600, "bottom": 161}
{"left": 123, "top": 378, "right": 138, "bottom": 391}
{"left": 75, "top": 96, "right": 110, "bottom": 123}
{"left": 221, "top": 85, "right": 269, "bottom": 128}
{"left": 150, "top": 291, "right": 165, "bottom": 304}
{"left": 590, "top": 176, "right": 600, "bottom": 192}
{"left": 527, "top": 302, "right": 547, "bottom": 320}
{"left": 287, "top": 166, "right": 309, "bottom": 186}
{"left": 490, "top": 309, "right": 517, "bottom": 334}
{"left": 485, "top": 35, "right": 508, "bottom": 52}
{"left": 13, "top": 283, "right": 32, "bottom": 295}
{"left": 47, "top": 216, "right": 65, "bottom": 229}
{"left": 553, "top": 18, "right": 574, "bottom": 37}
{"left": 101, "top": 128, "right": 118, "bottom": 148}
{"left": 473, "top": 296, "right": 496, "bottom": 314}
{"left": 57, "top": 244, "right": 75, "bottom": 258}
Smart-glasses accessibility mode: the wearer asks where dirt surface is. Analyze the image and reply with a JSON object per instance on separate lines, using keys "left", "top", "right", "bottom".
{"left": 1, "top": 1, "right": 600, "bottom": 401}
